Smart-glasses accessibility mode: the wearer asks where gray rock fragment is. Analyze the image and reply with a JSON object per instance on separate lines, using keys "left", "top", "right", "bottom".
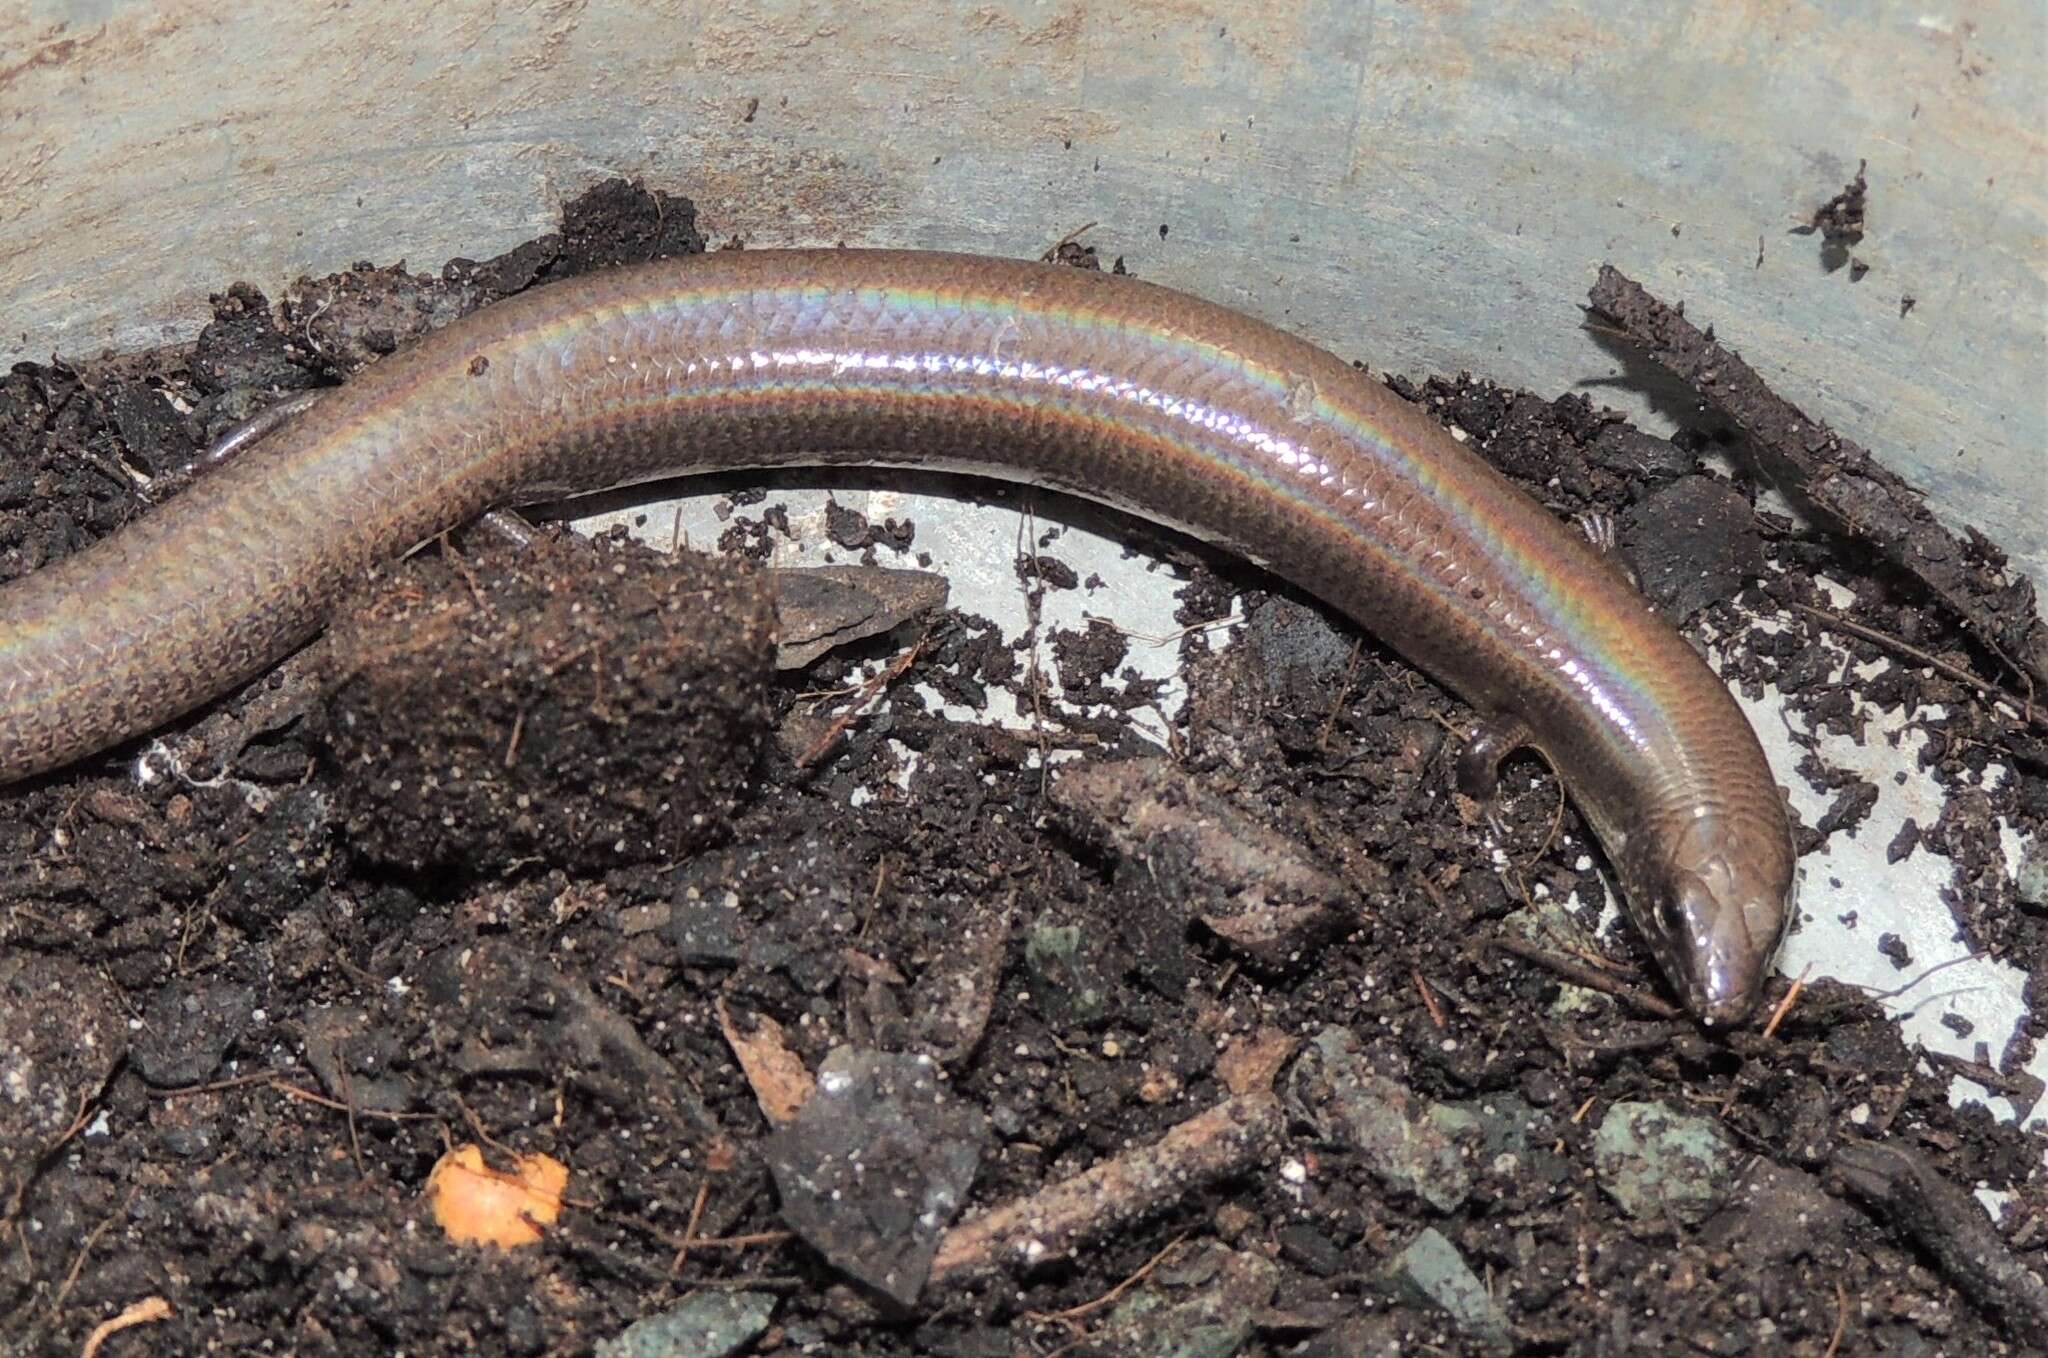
{"left": 666, "top": 887, "right": 748, "bottom": 966}
{"left": 595, "top": 1291, "right": 776, "bottom": 1358}
{"left": 133, "top": 979, "right": 255, "bottom": 1087}
{"left": 1378, "top": 1227, "right": 1514, "bottom": 1354}
{"left": 766, "top": 1047, "right": 986, "bottom": 1306}
{"left": 1289, "top": 1026, "right": 1475, "bottom": 1212}
{"left": 1593, "top": 1100, "right": 1737, "bottom": 1225}
{"left": 1504, "top": 902, "right": 1612, "bottom": 1019}
{"left": 2016, "top": 833, "right": 2048, "bottom": 908}
{"left": 1023, "top": 922, "right": 1111, "bottom": 1028}
{"left": 1101, "top": 1243, "right": 1281, "bottom": 1358}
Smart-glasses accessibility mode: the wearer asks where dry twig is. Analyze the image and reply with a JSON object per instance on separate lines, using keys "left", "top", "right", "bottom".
{"left": 929, "top": 1094, "right": 1282, "bottom": 1288}
{"left": 1791, "top": 603, "right": 2040, "bottom": 729}
{"left": 1587, "top": 265, "right": 2048, "bottom": 689}
{"left": 1488, "top": 935, "right": 1683, "bottom": 1019}
{"left": 1760, "top": 967, "right": 1810, "bottom": 1040}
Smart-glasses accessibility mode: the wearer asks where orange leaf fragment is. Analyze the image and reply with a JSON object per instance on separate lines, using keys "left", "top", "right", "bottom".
{"left": 427, "top": 1144, "right": 568, "bottom": 1248}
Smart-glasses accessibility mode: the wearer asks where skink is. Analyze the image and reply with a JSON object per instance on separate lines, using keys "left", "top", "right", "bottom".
{"left": 0, "top": 249, "right": 1795, "bottom": 1021}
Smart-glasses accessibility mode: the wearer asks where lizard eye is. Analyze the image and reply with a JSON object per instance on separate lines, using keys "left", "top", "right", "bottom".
{"left": 1657, "top": 894, "right": 1690, "bottom": 937}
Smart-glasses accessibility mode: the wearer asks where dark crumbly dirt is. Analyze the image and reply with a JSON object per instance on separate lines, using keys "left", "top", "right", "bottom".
{"left": 1791, "top": 159, "right": 1870, "bottom": 276}
{"left": 317, "top": 532, "right": 777, "bottom": 877}
{"left": 2, "top": 180, "right": 2045, "bottom": 1357}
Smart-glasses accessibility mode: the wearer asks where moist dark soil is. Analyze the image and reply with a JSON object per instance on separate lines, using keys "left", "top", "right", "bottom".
{"left": 3, "top": 179, "right": 2045, "bottom": 1357}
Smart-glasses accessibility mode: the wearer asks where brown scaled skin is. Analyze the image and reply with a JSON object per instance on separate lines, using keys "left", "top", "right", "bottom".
{"left": 0, "top": 248, "right": 1796, "bottom": 1021}
{"left": 1624, "top": 807, "right": 1800, "bottom": 1026}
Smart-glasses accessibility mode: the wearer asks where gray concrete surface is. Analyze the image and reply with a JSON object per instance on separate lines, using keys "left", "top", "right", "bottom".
{"left": 4, "top": 0, "right": 2043, "bottom": 585}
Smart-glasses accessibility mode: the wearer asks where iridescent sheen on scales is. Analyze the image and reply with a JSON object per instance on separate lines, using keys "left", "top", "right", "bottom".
{"left": 0, "top": 249, "right": 1795, "bottom": 1022}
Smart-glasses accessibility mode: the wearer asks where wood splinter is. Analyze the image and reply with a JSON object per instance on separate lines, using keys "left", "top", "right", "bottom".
{"left": 927, "top": 1093, "right": 1283, "bottom": 1288}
